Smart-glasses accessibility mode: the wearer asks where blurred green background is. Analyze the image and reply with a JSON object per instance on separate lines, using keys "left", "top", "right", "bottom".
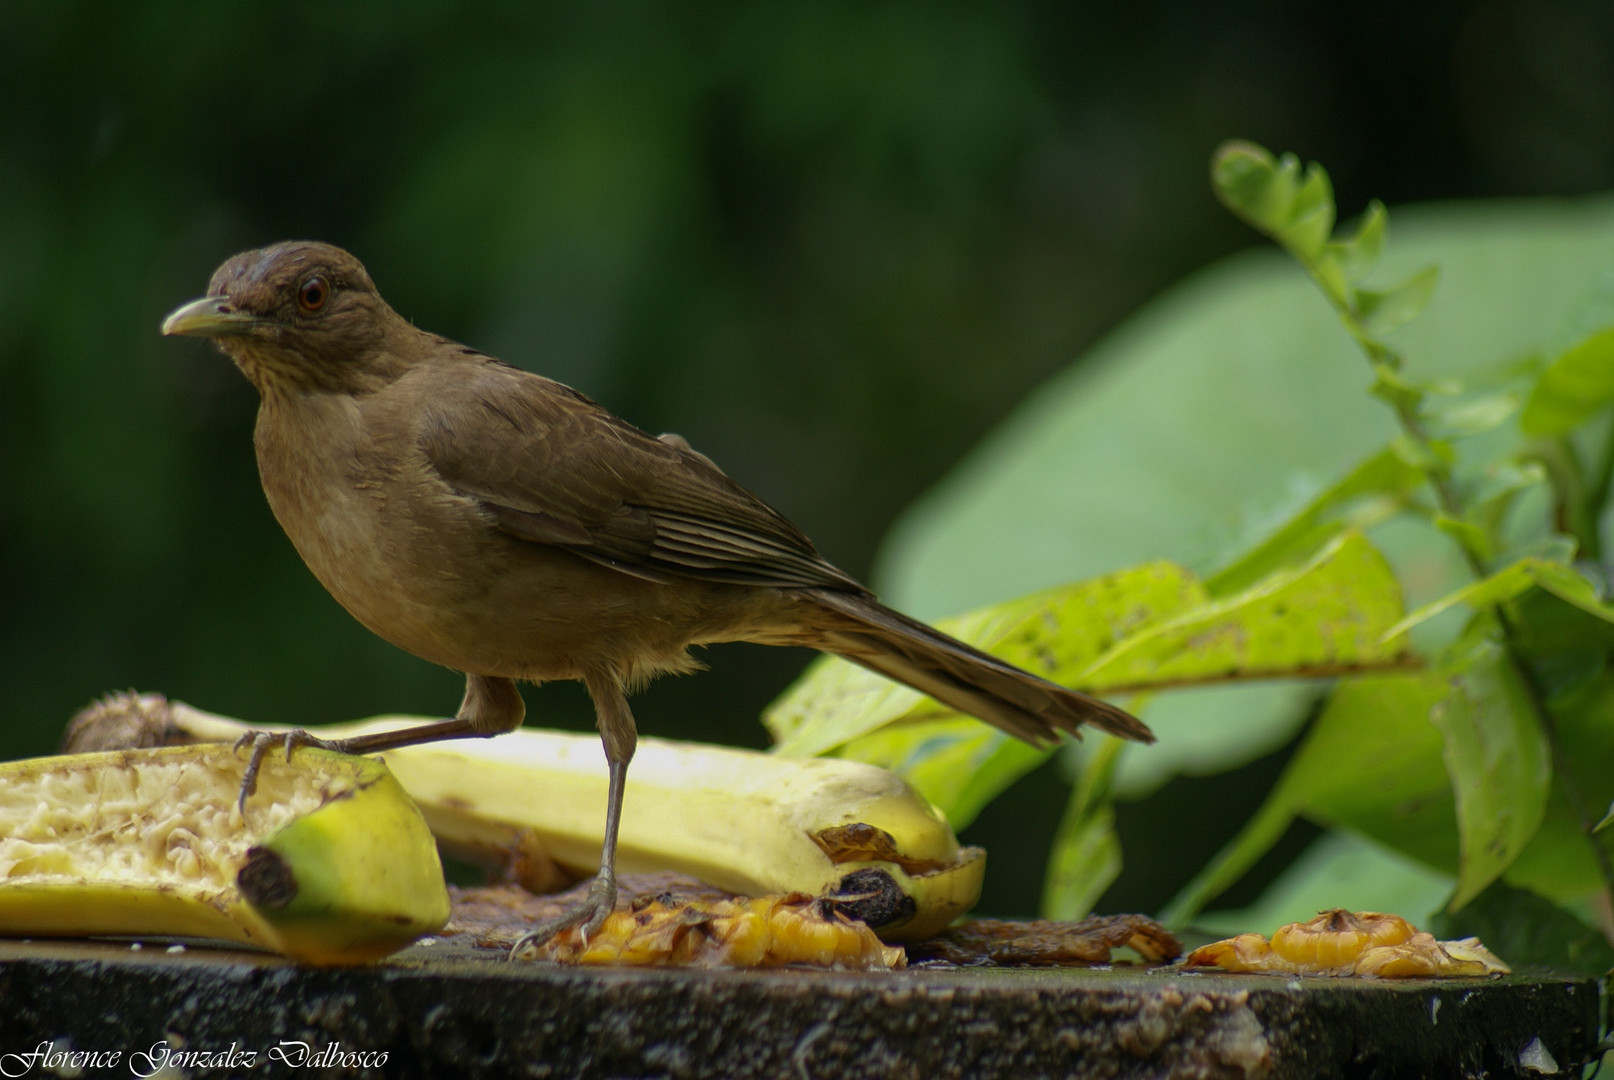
{"left": 3, "top": 2, "right": 1612, "bottom": 915}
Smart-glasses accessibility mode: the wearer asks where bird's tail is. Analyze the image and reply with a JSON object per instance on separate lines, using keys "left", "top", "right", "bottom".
{"left": 796, "top": 589, "right": 1153, "bottom": 747}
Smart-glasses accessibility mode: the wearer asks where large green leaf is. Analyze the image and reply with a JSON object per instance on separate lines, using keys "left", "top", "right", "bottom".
{"left": 1427, "top": 620, "right": 1551, "bottom": 909}
{"left": 1520, "top": 325, "right": 1614, "bottom": 435}
{"left": 1078, "top": 531, "right": 1412, "bottom": 693}
{"left": 875, "top": 198, "right": 1614, "bottom": 802}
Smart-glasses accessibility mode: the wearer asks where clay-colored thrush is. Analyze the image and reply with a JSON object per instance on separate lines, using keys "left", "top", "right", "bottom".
{"left": 162, "top": 241, "right": 1152, "bottom": 945}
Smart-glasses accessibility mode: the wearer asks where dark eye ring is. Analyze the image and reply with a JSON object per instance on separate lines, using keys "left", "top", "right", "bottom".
{"left": 298, "top": 275, "right": 330, "bottom": 313}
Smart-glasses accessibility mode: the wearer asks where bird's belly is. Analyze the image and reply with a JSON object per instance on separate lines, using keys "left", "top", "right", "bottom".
{"left": 285, "top": 495, "right": 772, "bottom": 684}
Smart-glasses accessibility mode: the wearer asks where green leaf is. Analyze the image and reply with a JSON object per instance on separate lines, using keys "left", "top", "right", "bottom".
{"left": 1466, "top": 460, "right": 1546, "bottom": 526}
{"left": 1078, "top": 531, "right": 1412, "bottom": 693}
{"left": 1597, "top": 802, "right": 1614, "bottom": 833}
{"left": 1384, "top": 556, "right": 1612, "bottom": 641}
{"left": 1357, "top": 264, "right": 1440, "bottom": 337}
{"left": 1328, "top": 200, "right": 1388, "bottom": 283}
{"left": 1427, "top": 878, "right": 1614, "bottom": 976}
{"left": 1278, "top": 162, "right": 1336, "bottom": 262}
{"left": 1210, "top": 141, "right": 1297, "bottom": 235}
{"left": 1162, "top": 672, "right": 1454, "bottom": 924}
{"left": 1210, "top": 141, "right": 1336, "bottom": 263}
{"left": 764, "top": 561, "right": 1204, "bottom": 756}
{"left": 1425, "top": 390, "right": 1521, "bottom": 439}
{"left": 1520, "top": 325, "right": 1614, "bottom": 435}
{"left": 1432, "top": 512, "right": 1493, "bottom": 563}
{"left": 1430, "top": 619, "right": 1551, "bottom": 910}
{"left": 1205, "top": 445, "right": 1424, "bottom": 597}
{"left": 1041, "top": 736, "right": 1125, "bottom": 920}
{"left": 1371, "top": 364, "right": 1427, "bottom": 413}
{"left": 1498, "top": 670, "right": 1614, "bottom": 902}
{"left": 832, "top": 718, "right": 1051, "bottom": 830}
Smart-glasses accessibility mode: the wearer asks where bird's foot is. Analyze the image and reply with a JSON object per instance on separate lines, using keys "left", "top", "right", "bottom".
{"left": 509, "top": 870, "right": 618, "bottom": 960}
{"left": 232, "top": 729, "right": 355, "bottom": 815}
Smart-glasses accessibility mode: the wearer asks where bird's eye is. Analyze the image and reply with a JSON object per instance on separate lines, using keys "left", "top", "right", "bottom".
{"left": 297, "top": 276, "right": 330, "bottom": 313}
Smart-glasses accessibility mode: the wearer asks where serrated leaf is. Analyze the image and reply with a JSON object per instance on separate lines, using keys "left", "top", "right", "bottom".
{"left": 765, "top": 561, "right": 1205, "bottom": 757}
{"left": 1079, "top": 531, "right": 1412, "bottom": 693}
{"left": 1357, "top": 264, "right": 1440, "bottom": 337}
{"left": 1328, "top": 201, "right": 1388, "bottom": 282}
{"left": 1206, "top": 446, "right": 1424, "bottom": 597}
{"left": 1210, "top": 141, "right": 1296, "bottom": 234}
{"left": 1432, "top": 619, "right": 1551, "bottom": 910}
{"left": 1519, "top": 325, "right": 1614, "bottom": 435}
{"left": 1278, "top": 164, "right": 1336, "bottom": 261}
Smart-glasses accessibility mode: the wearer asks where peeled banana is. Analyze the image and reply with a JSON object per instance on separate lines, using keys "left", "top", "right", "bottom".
{"left": 0, "top": 743, "right": 449, "bottom": 963}
{"left": 69, "top": 695, "right": 984, "bottom": 941}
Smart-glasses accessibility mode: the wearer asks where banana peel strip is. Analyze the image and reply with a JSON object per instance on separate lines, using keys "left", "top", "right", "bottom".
{"left": 526, "top": 892, "right": 906, "bottom": 970}
{"left": 1184, "top": 909, "right": 1511, "bottom": 977}
{"left": 0, "top": 743, "right": 448, "bottom": 964}
{"left": 68, "top": 694, "right": 984, "bottom": 942}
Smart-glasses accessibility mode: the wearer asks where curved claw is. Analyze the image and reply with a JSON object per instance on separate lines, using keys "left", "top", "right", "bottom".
{"left": 509, "top": 873, "right": 618, "bottom": 960}
{"left": 231, "top": 729, "right": 344, "bottom": 817}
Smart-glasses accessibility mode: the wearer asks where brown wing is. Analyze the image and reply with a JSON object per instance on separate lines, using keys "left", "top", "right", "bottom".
{"left": 419, "top": 359, "right": 863, "bottom": 591}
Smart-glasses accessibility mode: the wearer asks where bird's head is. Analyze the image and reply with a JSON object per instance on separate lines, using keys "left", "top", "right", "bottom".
{"left": 162, "top": 241, "right": 413, "bottom": 395}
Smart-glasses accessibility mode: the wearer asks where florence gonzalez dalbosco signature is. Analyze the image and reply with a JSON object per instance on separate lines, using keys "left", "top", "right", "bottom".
{"left": 1, "top": 1039, "right": 388, "bottom": 1075}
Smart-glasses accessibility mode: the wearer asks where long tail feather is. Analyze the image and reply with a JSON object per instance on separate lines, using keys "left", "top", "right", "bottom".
{"left": 799, "top": 589, "right": 1153, "bottom": 747}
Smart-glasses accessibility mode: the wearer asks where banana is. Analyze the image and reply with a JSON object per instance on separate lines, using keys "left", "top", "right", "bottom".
{"left": 0, "top": 743, "right": 449, "bottom": 964}
{"left": 68, "top": 695, "right": 984, "bottom": 941}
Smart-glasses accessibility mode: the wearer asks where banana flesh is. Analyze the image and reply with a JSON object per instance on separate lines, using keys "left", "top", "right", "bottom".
{"left": 0, "top": 743, "right": 449, "bottom": 963}
{"left": 71, "top": 695, "right": 984, "bottom": 942}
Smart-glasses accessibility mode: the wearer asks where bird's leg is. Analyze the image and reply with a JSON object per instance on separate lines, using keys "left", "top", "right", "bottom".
{"left": 510, "top": 671, "right": 637, "bottom": 959}
{"left": 235, "top": 674, "right": 525, "bottom": 813}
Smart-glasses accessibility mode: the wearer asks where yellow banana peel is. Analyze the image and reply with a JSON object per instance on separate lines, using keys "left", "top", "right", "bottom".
{"left": 0, "top": 743, "right": 448, "bottom": 963}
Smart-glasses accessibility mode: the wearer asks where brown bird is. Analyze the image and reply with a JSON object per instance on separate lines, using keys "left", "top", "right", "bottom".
{"left": 161, "top": 241, "right": 1152, "bottom": 946}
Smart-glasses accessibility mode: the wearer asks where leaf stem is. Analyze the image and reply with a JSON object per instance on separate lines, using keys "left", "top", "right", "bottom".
{"left": 1583, "top": 416, "right": 1614, "bottom": 562}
